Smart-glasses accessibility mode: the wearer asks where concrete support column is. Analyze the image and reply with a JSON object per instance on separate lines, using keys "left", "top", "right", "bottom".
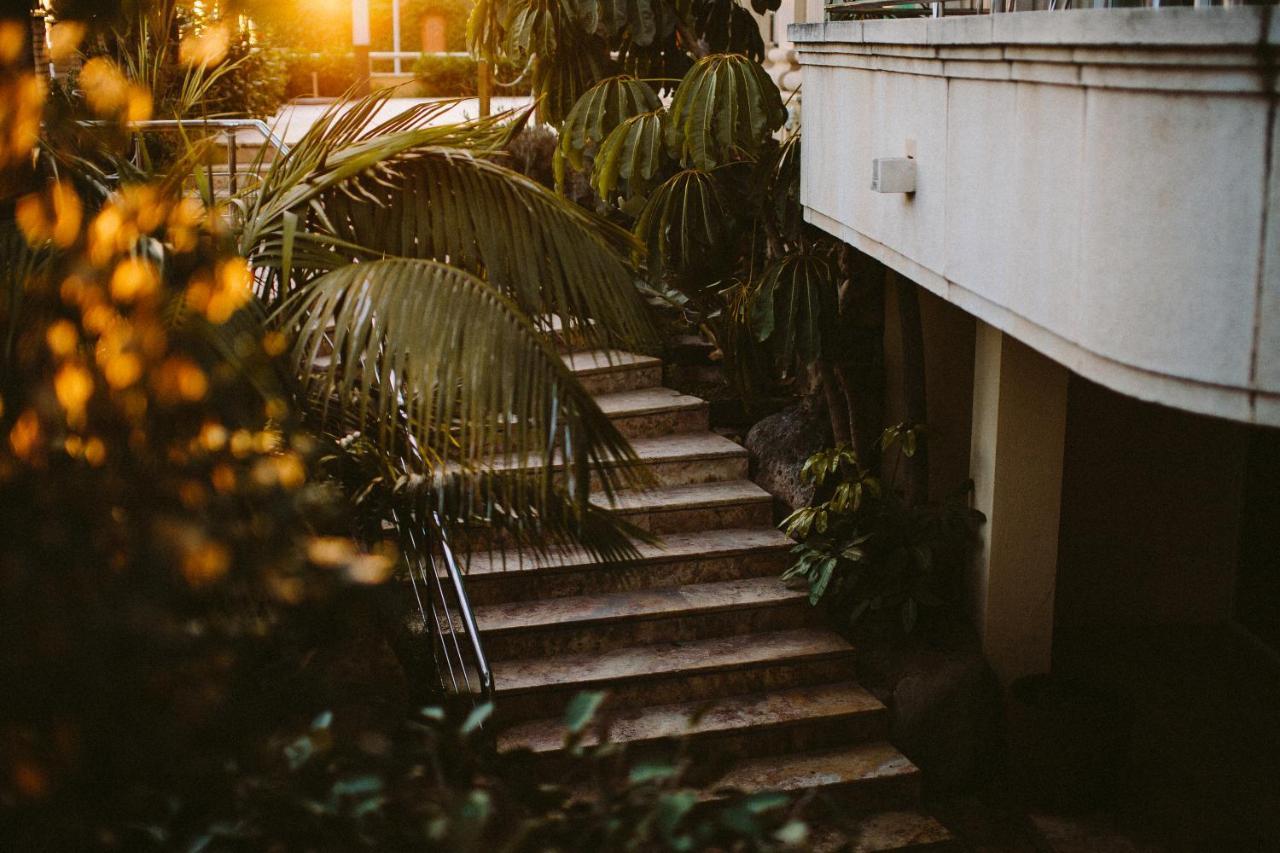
{"left": 968, "top": 322, "right": 1069, "bottom": 685}
{"left": 352, "top": 0, "right": 371, "bottom": 95}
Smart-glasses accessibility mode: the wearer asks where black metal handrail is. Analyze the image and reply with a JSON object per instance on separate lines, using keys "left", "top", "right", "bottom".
{"left": 93, "top": 118, "right": 291, "bottom": 197}
{"left": 397, "top": 507, "right": 495, "bottom": 708}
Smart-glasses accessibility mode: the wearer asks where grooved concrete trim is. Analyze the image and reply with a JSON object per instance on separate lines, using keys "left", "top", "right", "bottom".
{"left": 788, "top": 6, "right": 1280, "bottom": 425}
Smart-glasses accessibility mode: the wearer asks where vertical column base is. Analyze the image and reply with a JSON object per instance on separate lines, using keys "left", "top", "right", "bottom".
{"left": 969, "top": 322, "right": 1069, "bottom": 685}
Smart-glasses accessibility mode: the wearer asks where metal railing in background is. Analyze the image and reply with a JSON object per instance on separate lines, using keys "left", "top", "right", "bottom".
{"left": 107, "top": 118, "right": 291, "bottom": 198}
{"left": 827, "top": 0, "right": 1239, "bottom": 19}
{"left": 399, "top": 510, "right": 495, "bottom": 707}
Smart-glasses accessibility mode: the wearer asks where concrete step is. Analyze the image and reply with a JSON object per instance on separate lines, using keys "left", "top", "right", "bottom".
{"left": 562, "top": 349, "right": 662, "bottom": 395}
{"left": 473, "top": 576, "right": 813, "bottom": 659}
{"left": 492, "top": 627, "right": 856, "bottom": 723}
{"left": 458, "top": 526, "right": 794, "bottom": 605}
{"left": 594, "top": 386, "right": 709, "bottom": 438}
{"left": 592, "top": 479, "right": 773, "bottom": 534}
{"left": 830, "top": 810, "right": 956, "bottom": 853}
{"left": 706, "top": 741, "right": 922, "bottom": 812}
{"left": 452, "top": 479, "right": 772, "bottom": 553}
{"left": 499, "top": 682, "right": 887, "bottom": 765}
{"left": 615, "top": 431, "right": 748, "bottom": 486}
{"left": 479, "top": 431, "right": 748, "bottom": 490}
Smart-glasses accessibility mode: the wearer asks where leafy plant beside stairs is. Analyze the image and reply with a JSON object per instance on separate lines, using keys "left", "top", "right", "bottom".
{"left": 782, "top": 427, "right": 986, "bottom": 635}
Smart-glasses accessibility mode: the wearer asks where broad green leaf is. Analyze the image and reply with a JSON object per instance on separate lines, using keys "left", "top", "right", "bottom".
{"left": 564, "top": 690, "right": 607, "bottom": 733}
{"left": 667, "top": 54, "right": 787, "bottom": 170}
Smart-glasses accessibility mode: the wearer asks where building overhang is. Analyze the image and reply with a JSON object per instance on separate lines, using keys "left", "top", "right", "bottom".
{"left": 791, "top": 7, "right": 1280, "bottom": 426}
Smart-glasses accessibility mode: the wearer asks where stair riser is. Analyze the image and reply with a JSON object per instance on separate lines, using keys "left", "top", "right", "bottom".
{"left": 515, "top": 711, "right": 890, "bottom": 777}
{"left": 595, "top": 455, "right": 747, "bottom": 490}
{"left": 796, "top": 773, "right": 925, "bottom": 815}
{"left": 454, "top": 498, "right": 773, "bottom": 551}
{"left": 626, "top": 500, "right": 773, "bottom": 534}
{"left": 496, "top": 654, "right": 855, "bottom": 724}
{"left": 574, "top": 364, "right": 662, "bottom": 395}
{"left": 481, "top": 598, "right": 815, "bottom": 660}
{"left": 462, "top": 549, "right": 792, "bottom": 606}
{"left": 610, "top": 405, "right": 710, "bottom": 439}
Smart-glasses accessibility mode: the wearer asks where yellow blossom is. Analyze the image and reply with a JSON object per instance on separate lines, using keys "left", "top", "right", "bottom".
{"left": 211, "top": 464, "right": 236, "bottom": 492}
{"left": 9, "top": 410, "right": 41, "bottom": 459}
{"left": 0, "top": 21, "right": 26, "bottom": 63}
{"left": 83, "top": 437, "right": 106, "bottom": 466}
{"left": 110, "top": 258, "right": 160, "bottom": 304}
{"left": 54, "top": 363, "right": 94, "bottom": 423}
{"left": 182, "top": 541, "right": 231, "bottom": 586}
{"left": 79, "top": 58, "right": 130, "bottom": 118}
{"left": 48, "top": 21, "right": 86, "bottom": 62}
{"left": 46, "top": 320, "right": 79, "bottom": 358}
{"left": 199, "top": 421, "right": 228, "bottom": 452}
{"left": 179, "top": 24, "right": 230, "bottom": 67}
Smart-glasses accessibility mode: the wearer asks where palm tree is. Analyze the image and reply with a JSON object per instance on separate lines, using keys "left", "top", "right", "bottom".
{"left": 231, "top": 93, "right": 658, "bottom": 561}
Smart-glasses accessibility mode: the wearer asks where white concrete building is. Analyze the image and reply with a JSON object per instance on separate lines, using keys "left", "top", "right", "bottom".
{"left": 789, "top": 8, "right": 1279, "bottom": 838}
{"left": 788, "top": 11, "right": 1278, "bottom": 829}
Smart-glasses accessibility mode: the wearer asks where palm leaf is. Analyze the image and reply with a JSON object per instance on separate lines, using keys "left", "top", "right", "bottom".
{"left": 750, "top": 252, "right": 838, "bottom": 365}
{"left": 279, "top": 258, "right": 647, "bottom": 513}
{"left": 666, "top": 53, "right": 787, "bottom": 170}
{"left": 557, "top": 74, "right": 662, "bottom": 175}
{"left": 591, "top": 110, "right": 670, "bottom": 202}
{"left": 634, "top": 168, "right": 727, "bottom": 282}
{"left": 302, "top": 147, "right": 653, "bottom": 348}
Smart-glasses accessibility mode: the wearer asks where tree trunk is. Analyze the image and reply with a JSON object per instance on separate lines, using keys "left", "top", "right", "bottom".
{"left": 894, "top": 272, "right": 929, "bottom": 506}
{"left": 819, "top": 359, "right": 852, "bottom": 448}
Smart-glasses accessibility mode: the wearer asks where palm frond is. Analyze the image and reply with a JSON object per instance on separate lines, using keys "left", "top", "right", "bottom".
{"left": 634, "top": 167, "right": 728, "bottom": 282}
{"left": 666, "top": 53, "right": 787, "bottom": 170}
{"left": 557, "top": 75, "right": 663, "bottom": 174}
{"left": 592, "top": 110, "right": 670, "bottom": 202}
{"left": 279, "top": 258, "right": 648, "bottom": 515}
{"left": 247, "top": 137, "right": 653, "bottom": 347}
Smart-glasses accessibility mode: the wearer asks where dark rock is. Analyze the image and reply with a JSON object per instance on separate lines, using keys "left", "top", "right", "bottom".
{"left": 891, "top": 646, "right": 1002, "bottom": 794}
{"left": 744, "top": 400, "right": 832, "bottom": 510}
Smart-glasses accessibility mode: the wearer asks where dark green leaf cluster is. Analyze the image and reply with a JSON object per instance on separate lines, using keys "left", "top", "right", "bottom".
{"left": 781, "top": 429, "right": 986, "bottom": 634}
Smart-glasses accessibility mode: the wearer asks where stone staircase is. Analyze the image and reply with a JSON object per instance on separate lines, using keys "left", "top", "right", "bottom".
{"left": 454, "top": 348, "right": 954, "bottom": 850}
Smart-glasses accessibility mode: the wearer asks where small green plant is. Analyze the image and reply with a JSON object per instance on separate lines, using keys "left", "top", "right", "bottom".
{"left": 782, "top": 426, "right": 985, "bottom": 634}
{"left": 412, "top": 53, "right": 531, "bottom": 97}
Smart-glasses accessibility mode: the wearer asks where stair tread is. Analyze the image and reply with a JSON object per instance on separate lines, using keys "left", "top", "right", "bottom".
{"left": 562, "top": 349, "right": 661, "bottom": 376}
{"left": 499, "top": 681, "right": 884, "bottom": 754}
{"left": 840, "top": 810, "right": 954, "bottom": 853}
{"left": 593, "top": 479, "right": 771, "bottom": 512}
{"left": 462, "top": 526, "right": 793, "bottom": 575}
{"left": 475, "top": 575, "right": 805, "bottom": 635}
{"left": 708, "top": 741, "right": 919, "bottom": 798}
{"left": 493, "top": 627, "right": 852, "bottom": 695}
{"left": 593, "top": 386, "right": 708, "bottom": 417}
{"left": 479, "top": 430, "right": 745, "bottom": 475}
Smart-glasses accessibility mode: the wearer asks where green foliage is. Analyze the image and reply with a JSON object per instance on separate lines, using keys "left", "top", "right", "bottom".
{"left": 592, "top": 110, "right": 668, "bottom": 201}
{"left": 750, "top": 251, "right": 840, "bottom": 367}
{"left": 412, "top": 52, "right": 531, "bottom": 97}
{"left": 666, "top": 54, "right": 787, "bottom": 170}
{"left": 469, "top": 0, "right": 769, "bottom": 123}
{"left": 203, "top": 33, "right": 288, "bottom": 118}
{"left": 556, "top": 74, "right": 662, "bottom": 175}
{"left": 635, "top": 168, "right": 730, "bottom": 283}
{"left": 781, "top": 430, "right": 986, "bottom": 633}
{"left": 281, "top": 49, "right": 358, "bottom": 99}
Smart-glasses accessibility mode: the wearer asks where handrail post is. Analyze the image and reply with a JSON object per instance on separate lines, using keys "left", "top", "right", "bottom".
{"left": 228, "top": 130, "right": 238, "bottom": 195}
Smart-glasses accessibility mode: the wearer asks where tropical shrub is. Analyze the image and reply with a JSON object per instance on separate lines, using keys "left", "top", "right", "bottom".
{"left": 781, "top": 429, "right": 985, "bottom": 634}
{"left": 204, "top": 33, "right": 288, "bottom": 117}
{"left": 413, "top": 52, "right": 531, "bottom": 96}
{"left": 282, "top": 49, "right": 359, "bottom": 99}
